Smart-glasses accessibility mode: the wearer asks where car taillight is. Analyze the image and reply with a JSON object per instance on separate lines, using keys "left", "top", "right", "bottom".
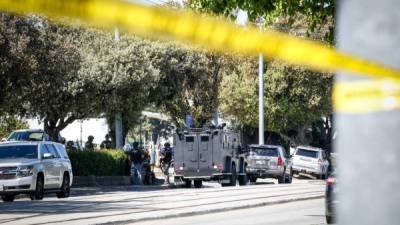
{"left": 175, "top": 163, "right": 185, "bottom": 171}
{"left": 327, "top": 177, "right": 336, "bottom": 185}
{"left": 278, "top": 157, "right": 283, "bottom": 167}
{"left": 213, "top": 163, "right": 223, "bottom": 171}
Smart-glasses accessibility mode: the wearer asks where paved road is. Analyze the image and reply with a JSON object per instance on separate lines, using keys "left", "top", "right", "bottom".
{"left": 0, "top": 178, "right": 325, "bottom": 225}
{"left": 137, "top": 198, "right": 326, "bottom": 225}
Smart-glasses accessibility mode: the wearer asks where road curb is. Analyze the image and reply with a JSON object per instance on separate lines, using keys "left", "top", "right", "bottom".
{"left": 97, "top": 194, "right": 324, "bottom": 225}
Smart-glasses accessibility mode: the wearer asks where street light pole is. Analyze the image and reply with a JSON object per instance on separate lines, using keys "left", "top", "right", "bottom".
{"left": 258, "top": 18, "right": 265, "bottom": 145}
{"left": 114, "top": 28, "right": 123, "bottom": 148}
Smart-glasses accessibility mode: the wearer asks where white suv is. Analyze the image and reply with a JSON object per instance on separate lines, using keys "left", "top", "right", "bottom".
{"left": 292, "top": 146, "right": 329, "bottom": 179}
{"left": 0, "top": 141, "right": 73, "bottom": 202}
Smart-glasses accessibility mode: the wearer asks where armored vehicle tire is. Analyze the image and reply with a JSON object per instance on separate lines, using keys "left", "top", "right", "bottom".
{"left": 238, "top": 174, "right": 248, "bottom": 186}
{"left": 249, "top": 177, "right": 257, "bottom": 183}
{"left": 184, "top": 179, "right": 191, "bottom": 188}
{"left": 2, "top": 195, "right": 15, "bottom": 202}
{"left": 229, "top": 164, "right": 237, "bottom": 186}
{"left": 194, "top": 180, "right": 202, "bottom": 188}
{"left": 57, "top": 173, "right": 70, "bottom": 198}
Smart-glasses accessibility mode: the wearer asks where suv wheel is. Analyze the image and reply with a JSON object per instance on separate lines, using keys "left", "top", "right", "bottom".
{"left": 193, "top": 180, "right": 202, "bottom": 188}
{"left": 285, "top": 170, "right": 293, "bottom": 184}
{"left": 238, "top": 166, "right": 248, "bottom": 186}
{"left": 57, "top": 174, "right": 70, "bottom": 198}
{"left": 2, "top": 195, "right": 15, "bottom": 202}
{"left": 326, "top": 215, "right": 335, "bottom": 224}
{"left": 249, "top": 177, "right": 257, "bottom": 183}
{"left": 31, "top": 175, "right": 44, "bottom": 200}
{"left": 278, "top": 171, "right": 286, "bottom": 184}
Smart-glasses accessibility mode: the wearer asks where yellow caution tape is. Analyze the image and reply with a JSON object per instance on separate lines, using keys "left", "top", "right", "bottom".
{"left": 1, "top": 0, "right": 400, "bottom": 114}
{"left": 1, "top": 0, "right": 400, "bottom": 81}
{"left": 334, "top": 79, "right": 400, "bottom": 113}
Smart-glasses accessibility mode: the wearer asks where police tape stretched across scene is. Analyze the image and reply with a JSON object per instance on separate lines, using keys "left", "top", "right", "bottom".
{"left": 0, "top": 0, "right": 400, "bottom": 113}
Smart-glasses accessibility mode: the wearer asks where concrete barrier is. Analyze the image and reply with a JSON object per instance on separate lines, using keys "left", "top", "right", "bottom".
{"left": 72, "top": 176, "right": 132, "bottom": 187}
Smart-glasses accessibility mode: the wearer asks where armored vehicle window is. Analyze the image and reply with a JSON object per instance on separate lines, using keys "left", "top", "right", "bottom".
{"left": 200, "top": 136, "right": 209, "bottom": 142}
{"left": 185, "top": 136, "right": 194, "bottom": 142}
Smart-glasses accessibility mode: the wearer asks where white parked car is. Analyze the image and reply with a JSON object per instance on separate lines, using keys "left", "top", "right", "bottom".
{"left": 291, "top": 146, "right": 329, "bottom": 179}
{"left": 0, "top": 141, "right": 73, "bottom": 202}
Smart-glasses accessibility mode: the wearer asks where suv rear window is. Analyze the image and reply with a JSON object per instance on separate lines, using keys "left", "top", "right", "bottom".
{"left": 251, "top": 147, "right": 278, "bottom": 157}
{"left": 0, "top": 145, "right": 38, "bottom": 159}
{"left": 296, "top": 149, "right": 318, "bottom": 158}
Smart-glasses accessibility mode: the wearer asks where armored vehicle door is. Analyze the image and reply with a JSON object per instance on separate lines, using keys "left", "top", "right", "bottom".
{"left": 198, "top": 134, "right": 213, "bottom": 170}
{"left": 184, "top": 135, "right": 199, "bottom": 171}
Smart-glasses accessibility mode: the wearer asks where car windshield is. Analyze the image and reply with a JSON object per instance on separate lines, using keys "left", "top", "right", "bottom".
{"left": 296, "top": 148, "right": 318, "bottom": 158}
{"left": 250, "top": 147, "right": 278, "bottom": 157}
{"left": 0, "top": 145, "right": 38, "bottom": 159}
{"left": 7, "top": 131, "right": 44, "bottom": 141}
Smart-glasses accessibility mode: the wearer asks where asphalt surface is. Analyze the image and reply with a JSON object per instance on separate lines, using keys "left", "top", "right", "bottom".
{"left": 0, "top": 177, "right": 325, "bottom": 225}
{"left": 136, "top": 198, "right": 326, "bottom": 225}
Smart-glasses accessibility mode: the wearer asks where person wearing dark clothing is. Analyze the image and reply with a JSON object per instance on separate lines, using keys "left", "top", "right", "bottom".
{"left": 129, "top": 142, "right": 144, "bottom": 184}
{"left": 160, "top": 142, "right": 173, "bottom": 184}
{"left": 100, "top": 134, "right": 113, "bottom": 149}
{"left": 85, "top": 135, "right": 95, "bottom": 151}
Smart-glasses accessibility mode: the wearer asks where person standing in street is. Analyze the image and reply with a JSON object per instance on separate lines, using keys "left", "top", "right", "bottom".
{"left": 129, "top": 142, "right": 144, "bottom": 185}
{"left": 159, "top": 142, "right": 173, "bottom": 184}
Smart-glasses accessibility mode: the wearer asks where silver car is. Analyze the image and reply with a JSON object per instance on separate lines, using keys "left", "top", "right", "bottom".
{"left": 0, "top": 141, "right": 73, "bottom": 202}
{"left": 292, "top": 146, "right": 329, "bottom": 179}
{"left": 245, "top": 144, "right": 292, "bottom": 184}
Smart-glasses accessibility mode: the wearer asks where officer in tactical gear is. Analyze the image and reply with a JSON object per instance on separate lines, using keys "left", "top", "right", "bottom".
{"left": 160, "top": 142, "right": 173, "bottom": 184}
{"left": 129, "top": 142, "right": 145, "bottom": 185}
{"left": 85, "top": 135, "right": 95, "bottom": 151}
{"left": 100, "top": 134, "right": 113, "bottom": 149}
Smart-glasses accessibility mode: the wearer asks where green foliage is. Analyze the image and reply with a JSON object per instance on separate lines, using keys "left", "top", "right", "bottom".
{"left": 0, "top": 114, "right": 28, "bottom": 139}
{"left": 67, "top": 149, "right": 130, "bottom": 176}
{"left": 187, "top": 0, "right": 335, "bottom": 43}
{"left": 0, "top": 13, "right": 42, "bottom": 114}
{"left": 219, "top": 56, "right": 333, "bottom": 145}
{"left": 148, "top": 43, "right": 223, "bottom": 127}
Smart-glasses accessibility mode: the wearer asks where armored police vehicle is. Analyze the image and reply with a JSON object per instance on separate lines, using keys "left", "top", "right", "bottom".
{"left": 171, "top": 126, "right": 248, "bottom": 188}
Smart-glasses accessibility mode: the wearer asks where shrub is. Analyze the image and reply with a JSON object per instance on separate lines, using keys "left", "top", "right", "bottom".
{"left": 67, "top": 149, "right": 130, "bottom": 176}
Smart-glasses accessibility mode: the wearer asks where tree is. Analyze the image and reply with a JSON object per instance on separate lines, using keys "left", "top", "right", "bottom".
{"left": 0, "top": 13, "right": 42, "bottom": 114}
{"left": 219, "top": 56, "right": 333, "bottom": 147}
{"left": 149, "top": 42, "right": 223, "bottom": 127}
{"left": 0, "top": 114, "right": 28, "bottom": 139}
{"left": 80, "top": 35, "right": 159, "bottom": 143}
{"left": 187, "top": 0, "right": 335, "bottom": 43}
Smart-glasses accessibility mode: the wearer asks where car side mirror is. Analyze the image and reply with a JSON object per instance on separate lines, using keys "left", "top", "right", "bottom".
{"left": 43, "top": 153, "right": 53, "bottom": 159}
{"left": 1, "top": 138, "right": 6, "bottom": 142}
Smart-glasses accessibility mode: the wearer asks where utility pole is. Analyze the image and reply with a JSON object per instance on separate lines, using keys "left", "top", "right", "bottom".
{"left": 257, "top": 17, "right": 265, "bottom": 145}
{"left": 114, "top": 28, "right": 123, "bottom": 148}
{"left": 337, "top": 1, "right": 400, "bottom": 224}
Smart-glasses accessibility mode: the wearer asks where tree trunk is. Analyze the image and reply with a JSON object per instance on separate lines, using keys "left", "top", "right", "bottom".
{"left": 43, "top": 116, "right": 76, "bottom": 143}
{"left": 296, "top": 125, "right": 307, "bottom": 144}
